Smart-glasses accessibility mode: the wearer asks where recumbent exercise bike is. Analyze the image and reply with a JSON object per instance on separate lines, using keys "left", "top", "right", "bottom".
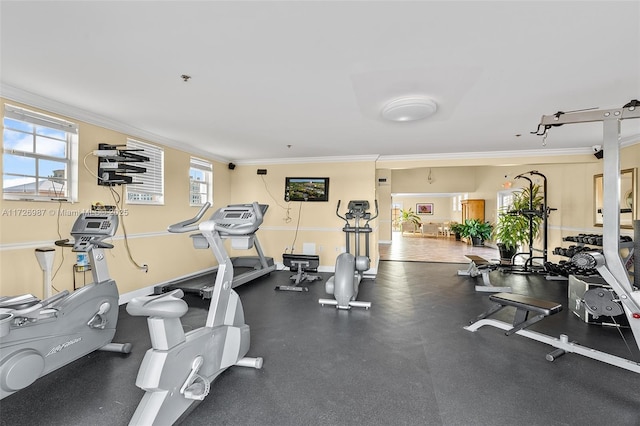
{"left": 0, "top": 212, "right": 131, "bottom": 400}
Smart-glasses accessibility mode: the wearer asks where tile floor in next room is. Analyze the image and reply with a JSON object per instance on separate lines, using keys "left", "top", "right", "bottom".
{"left": 379, "top": 231, "right": 499, "bottom": 263}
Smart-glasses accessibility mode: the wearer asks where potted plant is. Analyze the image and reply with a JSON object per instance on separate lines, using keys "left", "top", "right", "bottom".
{"left": 492, "top": 213, "right": 524, "bottom": 260}
{"left": 492, "top": 184, "right": 544, "bottom": 260}
{"left": 460, "top": 218, "right": 493, "bottom": 246}
{"left": 396, "top": 208, "right": 421, "bottom": 233}
{"left": 449, "top": 222, "right": 463, "bottom": 241}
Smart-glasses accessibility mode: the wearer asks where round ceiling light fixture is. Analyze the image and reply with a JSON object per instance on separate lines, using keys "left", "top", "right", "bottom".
{"left": 381, "top": 96, "right": 438, "bottom": 122}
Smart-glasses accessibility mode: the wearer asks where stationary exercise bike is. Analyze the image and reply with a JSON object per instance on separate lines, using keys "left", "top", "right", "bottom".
{"left": 0, "top": 212, "right": 131, "bottom": 400}
{"left": 126, "top": 202, "right": 264, "bottom": 425}
{"left": 319, "top": 200, "right": 378, "bottom": 310}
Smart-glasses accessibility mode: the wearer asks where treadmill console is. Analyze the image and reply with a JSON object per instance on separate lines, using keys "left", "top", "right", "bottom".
{"left": 69, "top": 213, "right": 119, "bottom": 251}
{"left": 210, "top": 204, "right": 268, "bottom": 234}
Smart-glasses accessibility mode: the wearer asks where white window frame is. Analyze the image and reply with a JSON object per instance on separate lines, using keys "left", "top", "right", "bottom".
{"left": 497, "top": 189, "right": 517, "bottom": 214}
{"left": 452, "top": 194, "right": 467, "bottom": 212}
{"left": 2, "top": 104, "right": 78, "bottom": 202}
{"left": 125, "top": 139, "right": 164, "bottom": 205}
{"left": 189, "top": 157, "right": 213, "bottom": 206}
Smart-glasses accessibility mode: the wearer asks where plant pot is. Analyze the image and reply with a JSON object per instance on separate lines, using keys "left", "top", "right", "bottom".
{"left": 454, "top": 232, "right": 461, "bottom": 241}
{"left": 471, "top": 237, "right": 484, "bottom": 246}
{"left": 498, "top": 243, "right": 517, "bottom": 261}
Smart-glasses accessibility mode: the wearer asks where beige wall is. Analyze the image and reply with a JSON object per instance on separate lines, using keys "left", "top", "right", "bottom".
{"left": 226, "top": 161, "right": 378, "bottom": 269}
{"left": 0, "top": 100, "right": 231, "bottom": 297}
{"left": 375, "top": 169, "right": 392, "bottom": 242}
{"left": 1, "top": 97, "right": 638, "bottom": 299}
{"left": 386, "top": 143, "right": 639, "bottom": 264}
{"left": 392, "top": 195, "right": 454, "bottom": 224}
{"left": 391, "top": 166, "right": 480, "bottom": 193}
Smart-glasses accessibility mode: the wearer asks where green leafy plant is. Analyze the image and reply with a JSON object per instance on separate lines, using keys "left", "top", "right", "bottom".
{"left": 492, "top": 184, "right": 544, "bottom": 253}
{"left": 449, "top": 222, "right": 463, "bottom": 233}
{"left": 449, "top": 222, "right": 463, "bottom": 239}
{"left": 397, "top": 208, "right": 421, "bottom": 227}
{"left": 460, "top": 218, "right": 493, "bottom": 245}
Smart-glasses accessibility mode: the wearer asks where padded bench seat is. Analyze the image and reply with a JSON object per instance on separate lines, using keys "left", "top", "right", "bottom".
{"left": 458, "top": 255, "right": 511, "bottom": 293}
{"left": 471, "top": 292, "right": 562, "bottom": 335}
{"left": 489, "top": 292, "right": 563, "bottom": 316}
{"left": 465, "top": 255, "right": 491, "bottom": 265}
{"left": 276, "top": 253, "right": 321, "bottom": 291}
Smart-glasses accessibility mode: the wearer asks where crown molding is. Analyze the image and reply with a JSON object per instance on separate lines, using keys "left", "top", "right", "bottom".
{"left": 377, "top": 147, "right": 594, "bottom": 162}
{"left": 235, "top": 155, "right": 380, "bottom": 166}
{"left": 392, "top": 192, "right": 461, "bottom": 198}
{"left": 1, "top": 83, "right": 229, "bottom": 164}
{"left": 3, "top": 83, "right": 638, "bottom": 167}
{"left": 621, "top": 134, "right": 640, "bottom": 147}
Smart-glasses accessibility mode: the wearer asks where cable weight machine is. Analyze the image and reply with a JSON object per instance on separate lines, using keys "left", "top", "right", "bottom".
{"left": 535, "top": 100, "right": 640, "bottom": 358}
{"left": 465, "top": 100, "right": 640, "bottom": 376}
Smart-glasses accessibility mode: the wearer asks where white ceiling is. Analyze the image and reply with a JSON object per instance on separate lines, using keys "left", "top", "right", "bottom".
{"left": 1, "top": 1, "right": 639, "bottom": 164}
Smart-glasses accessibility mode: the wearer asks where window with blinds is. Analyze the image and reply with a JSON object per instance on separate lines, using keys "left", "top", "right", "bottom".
{"left": 125, "top": 139, "right": 164, "bottom": 204}
{"left": 189, "top": 157, "right": 212, "bottom": 206}
{"left": 3, "top": 104, "right": 79, "bottom": 201}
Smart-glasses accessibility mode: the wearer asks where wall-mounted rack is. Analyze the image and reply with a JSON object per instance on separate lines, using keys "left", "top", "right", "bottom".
{"left": 96, "top": 143, "right": 149, "bottom": 186}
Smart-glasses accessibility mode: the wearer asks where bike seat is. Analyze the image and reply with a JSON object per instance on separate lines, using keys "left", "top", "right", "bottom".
{"left": 0, "top": 294, "right": 40, "bottom": 311}
{"left": 126, "top": 289, "right": 189, "bottom": 318}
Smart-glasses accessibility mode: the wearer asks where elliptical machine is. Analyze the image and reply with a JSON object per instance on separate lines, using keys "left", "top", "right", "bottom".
{"left": 319, "top": 200, "right": 378, "bottom": 310}
{"left": 126, "top": 202, "right": 264, "bottom": 425}
{"left": 0, "top": 212, "right": 131, "bottom": 400}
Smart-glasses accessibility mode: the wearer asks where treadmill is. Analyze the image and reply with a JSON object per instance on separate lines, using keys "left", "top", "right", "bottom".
{"left": 155, "top": 203, "right": 275, "bottom": 298}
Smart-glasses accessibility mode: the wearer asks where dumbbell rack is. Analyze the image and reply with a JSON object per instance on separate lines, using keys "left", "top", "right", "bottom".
{"left": 545, "top": 234, "right": 634, "bottom": 280}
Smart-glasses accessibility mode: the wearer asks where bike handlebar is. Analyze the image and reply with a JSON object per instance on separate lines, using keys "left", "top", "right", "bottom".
{"left": 55, "top": 239, "right": 73, "bottom": 248}
{"left": 93, "top": 239, "right": 114, "bottom": 249}
{"left": 55, "top": 238, "right": 113, "bottom": 249}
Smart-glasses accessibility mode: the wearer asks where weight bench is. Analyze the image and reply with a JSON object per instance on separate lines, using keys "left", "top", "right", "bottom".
{"left": 275, "top": 254, "right": 322, "bottom": 292}
{"left": 457, "top": 255, "right": 512, "bottom": 293}
{"left": 466, "top": 292, "right": 562, "bottom": 335}
{"left": 464, "top": 292, "right": 640, "bottom": 373}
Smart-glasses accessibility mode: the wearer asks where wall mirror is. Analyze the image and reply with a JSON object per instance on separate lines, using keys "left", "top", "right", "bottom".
{"left": 594, "top": 168, "right": 636, "bottom": 229}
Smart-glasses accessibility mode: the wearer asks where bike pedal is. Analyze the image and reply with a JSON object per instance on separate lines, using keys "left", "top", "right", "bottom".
{"left": 183, "top": 379, "right": 210, "bottom": 401}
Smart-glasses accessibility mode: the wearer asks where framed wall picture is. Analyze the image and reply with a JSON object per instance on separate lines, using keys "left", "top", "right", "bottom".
{"left": 416, "top": 203, "right": 434, "bottom": 215}
{"left": 594, "top": 168, "right": 636, "bottom": 229}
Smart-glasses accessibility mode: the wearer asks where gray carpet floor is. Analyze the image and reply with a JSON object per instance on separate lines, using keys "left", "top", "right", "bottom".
{"left": 2, "top": 261, "right": 639, "bottom": 425}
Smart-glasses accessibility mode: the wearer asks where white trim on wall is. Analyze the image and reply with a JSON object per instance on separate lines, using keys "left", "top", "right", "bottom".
{"left": 8, "top": 83, "right": 636, "bottom": 167}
